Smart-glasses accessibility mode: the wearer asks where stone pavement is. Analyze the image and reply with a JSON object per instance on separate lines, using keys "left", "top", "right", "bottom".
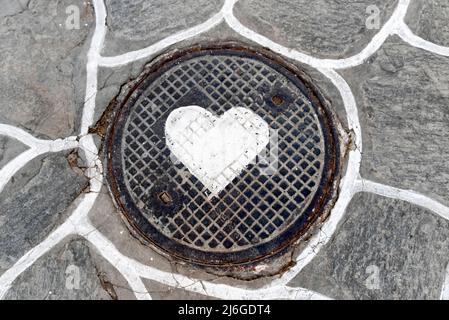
{"left": 0, "top": 0, "right": 449, "bottom": 300}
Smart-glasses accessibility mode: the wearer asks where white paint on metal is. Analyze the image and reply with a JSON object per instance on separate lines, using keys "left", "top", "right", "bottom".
{"left": 165, "top": 106, "right": 269, "bottom": 196}
{"left": 1, "top": 0, "right": 449, "bottom": 301}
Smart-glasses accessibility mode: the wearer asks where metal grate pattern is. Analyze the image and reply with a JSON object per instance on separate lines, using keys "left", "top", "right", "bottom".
{"left": 121, "top": 53, "right": 325, "bottom": 252}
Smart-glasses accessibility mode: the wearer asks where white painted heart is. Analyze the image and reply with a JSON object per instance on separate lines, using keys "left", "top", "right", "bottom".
{"left": 165, "top": 106, "right": 269, "bottom": 196}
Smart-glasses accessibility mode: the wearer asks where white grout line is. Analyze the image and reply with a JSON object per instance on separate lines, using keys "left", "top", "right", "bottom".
{"left": 98, "top": 11, "right": 224, "bottom": 68}
{"left": 98, "top": 0, "right": 410, "bottom": 71}
{"left": 0, "top": 192, "right": 97, "bottom": 299}
{"left": 79, "top": 0, "right": 153, "bottom": 299}
{"left": 0, "top": 124, "right": 46, "bottom": 147}
{"left": 355, "top": 178, "right": 449, "bottom": 222}
{"left": 440, "top": 263, "right": 449, "bottom": 300}
{"left": 0, "top": 149, "right": 42, "bottom": 194}
{"left": 222, "top": 0, "right": 410, "bottom": 70}
{"left": 396, "top": 21, "right": 449, "bottom": 57}
{"left": 2, "top": 0, "right": 449, "bottom": 301}
{"left": 78, "top": 218, "right": 330, "bottom": 300}
{"left": 80, "top": 0, "right": 107, "bottom": 136}
{"left": 74, "top": 214, "right": 153, "bottom": 300}
{"left": 319, "top": 69, "right": 362, "bottom": 148}
{"left": 269, "top": 68, "right": 363, "bottom": 287}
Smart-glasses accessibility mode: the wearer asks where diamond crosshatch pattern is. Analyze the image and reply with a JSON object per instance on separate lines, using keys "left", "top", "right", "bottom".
{"left": 106, "top": 45, "right": 341, "bottom": 265}
{"left": 121, "top": 52, "right": 325, "bottom": 252}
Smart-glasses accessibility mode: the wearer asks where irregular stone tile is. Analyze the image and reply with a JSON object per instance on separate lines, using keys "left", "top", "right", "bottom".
{"left": 88, "top": 245, "right": 137, "bottom": 300}
{"left": 0, "top": 0, "right": 29, "bottom": 18}
{"left": 89, "top": 189, "right": 272, "bottom": 289}
{"left": 234, "top": 0, "right": 398, "bottom": 59}
{"left": 95, "top": 22, "right": 349, "bottom": 135}
{"left": 5, "top": 237, "right": 111, "bottom": 300}
{"left": 0, "top": 0, "right": 94, "bottom": 139}
{"left": 340, "top": 36, "right": 449, "bottom": 206}
{"left": 88, "top": 189, "right": 175, "bottom": 273}
{"left": 0, "top": 153, "right": 88, "bottom": 274}
{"left": 290, "top": 193, "right": 449, "bottom": 300}
{"left": 0, "top": 136, "right": 28, "bottom": 169}
{"left": 143, "top": 279, "right": 217, "bottom": 300}
{"left": 95, "top": 22, "right": 242, "bottom": 127}
{"left": 405, "top": 0, "right": 449, "bottom": 47}
{"left": 94, "top": 60, "right": 147, "bottom": 126}
{"left": 103, "top": 0, "right": 224, "bottom": 56}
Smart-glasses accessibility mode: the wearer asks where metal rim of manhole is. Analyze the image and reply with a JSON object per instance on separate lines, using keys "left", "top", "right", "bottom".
{"left": 105, "top": 42, "right": 343, "bottom": 267}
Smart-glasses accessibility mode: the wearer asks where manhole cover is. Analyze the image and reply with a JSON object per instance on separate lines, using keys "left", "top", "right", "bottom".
{"left": 106, "top": 43, "right": 342, "bottom": 266}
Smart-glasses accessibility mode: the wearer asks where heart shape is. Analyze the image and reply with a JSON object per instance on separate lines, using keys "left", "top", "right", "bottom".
{"left": 165, "top": 106, "right": 269, "bottom": 196}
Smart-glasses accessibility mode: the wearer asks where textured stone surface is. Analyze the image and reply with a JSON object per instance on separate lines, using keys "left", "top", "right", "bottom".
{"left": 144, "top": 279, "right": 217, "bottom": 300}
{"left": 0, "top": 153, "right": 88, "bottom": 274}
{"left": 88, "top": 188, "right": 271, "bottom": 289}
{"left": 5, "top": 237, "right": 111, "bottom": 300}
{"left": 0, "top": 0, "right": 30, "bottom": 18}
{"left": 89, "top": 248, "right": 137, "bottom": 300}
{"left": 103, "top": 0, "right": 224, "bottom": 56}
{"left": 2, "top": 0, "right": 449, "bottom": 300}
{"left": 290, "top": 193, "right": 449, "bottom": 300}
{"left": 88, "top": 189, "right": 174, "bottom": 273}
{"left": 405, "top": 0, "right": 449, "bottom": 47}
{"left": 234, "top": 0, "right": 398, "bottom": 59}
{"left": 0, "top": 137, "right": 28, "bottom": 169}
{"left": 95, "top": 22, "right": 349, "bottom": 134}
{"left": 341, "top": 36, "right": 449, "bottom": 206}
{"left": 0, "top": 0, "right": 94, "bottom": 139}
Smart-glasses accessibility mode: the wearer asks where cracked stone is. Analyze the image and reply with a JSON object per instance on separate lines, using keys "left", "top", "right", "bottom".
{"left": 289, "top": 193, "right": 449, "bottom": 300}
{"left": 5, "top": 237, "right": 112, "bottom": 300}
{"left": 143, "top": 279, "right": 217, "bottom": 300}
{"left": 88, "top": 242, "right": 139, "bottom": 300}
{"left": 405, "top": 0, "right": 449, "bottom": 47}
{"left": 0, "top": 0, "right": 30, "bottom": 18}
{"left": 340, "top": 36, "right": 449, "bottom": 206}
{"left": 102, "top": 0, "right": 225, "bottom": 56}
{"left": 0, "top": 0, "right": 94, "bottom": 139}
{"left": 89, "top": 188, "right": 277, "bottom": 289}
{"left": 0, "top": 153, "right": 88, "bottom": 274}
{"left": 0, "top": 136, "right": 28, "bottom": 169}
{"left": 234, "top": 0, "right": 398, "bottom": 59}
{"left": 88, "top": 188, "right": 175, "bottom": 273}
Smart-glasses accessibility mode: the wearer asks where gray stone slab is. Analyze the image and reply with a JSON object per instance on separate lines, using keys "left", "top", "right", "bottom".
{"left": 340, "top": 35, "right": 449, "bottom": 206}
{"left": 88, "top": 247, "right": 137, "bottom": 300}
{"left": 88, "top": 188, "right": 276, "bottom": 290}
{"left": 0, "top": 153, "right": 88, "bottom": 274}
{"left": 102, "top": 0, "right": 224, "bottom": 56}
{"left": 290, "top": 192, "right": 449, "bottom": 300}
{"left": 0, "top": 0, "right": 94, "bottom": 139}
{"left": 0, "top": 0, "right": 30, "bottom": 18}
{"left": 144, "top": 279, "right": 217, "bottom": 300}
{"left": 5, "top": 237, "right": 111, "bottom": 300}
{"left": 88, "top": 189, "right": 175, "bottom": 274}
{"left": 94, "top": 60, "right": 147, "bottom": 126}
{"left": 0, "top": 136, "right": 28, "bottom": 169}
{"left": 234, "top": 0, "right": 398, "bottom": 59}
{"left": 405, "top": 0, "right": 449, "bottom": 47}
{"left": 95, "top": 22, "right": 349, "bottom": 135}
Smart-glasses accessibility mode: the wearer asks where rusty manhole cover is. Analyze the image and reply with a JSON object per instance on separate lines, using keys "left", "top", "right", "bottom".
{"left": 105, "top": 43, "right": 342, "bottom": 266}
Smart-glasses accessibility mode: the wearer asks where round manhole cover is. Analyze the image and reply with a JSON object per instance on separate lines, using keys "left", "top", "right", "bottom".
{"left": 106, "top": 43, "right": 342, "bottom": 266}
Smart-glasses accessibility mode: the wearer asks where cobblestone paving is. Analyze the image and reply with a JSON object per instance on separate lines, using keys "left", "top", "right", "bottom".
{"left": 1, "top": 0, "right": 449, "bottom": 300}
